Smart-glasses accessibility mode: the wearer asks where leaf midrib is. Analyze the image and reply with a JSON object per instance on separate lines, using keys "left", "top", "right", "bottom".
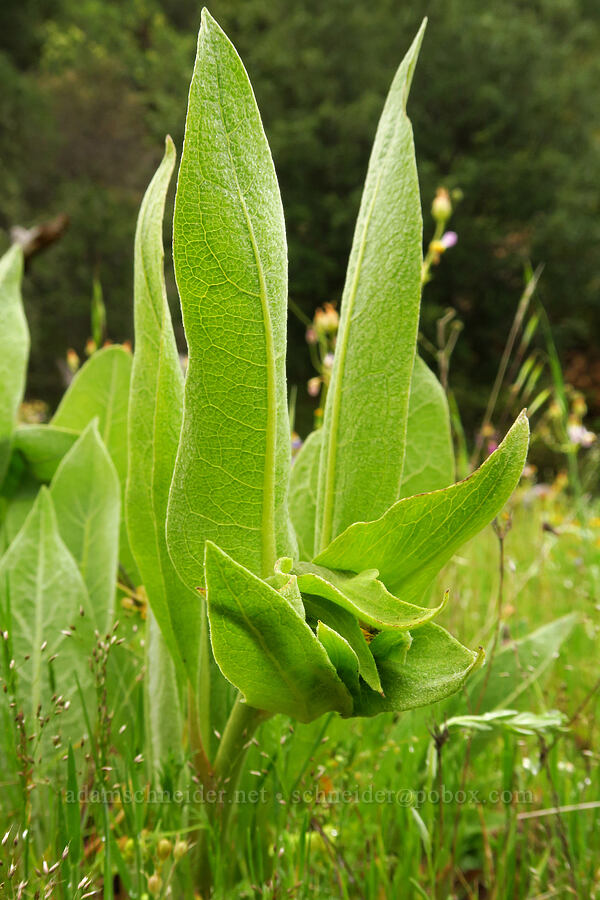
{"left": 214, "top": 59, "right": 277, "bottom": 578}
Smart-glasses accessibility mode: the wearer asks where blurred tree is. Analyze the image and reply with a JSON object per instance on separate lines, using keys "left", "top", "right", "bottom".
{"left": 1, "top": 0, "right": 599, "bottom": 432}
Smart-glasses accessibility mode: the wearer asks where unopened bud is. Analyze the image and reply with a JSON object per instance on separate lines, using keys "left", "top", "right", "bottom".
{"left": 432, "top": 187, "right": 452, "bottom": 224}
{"left": 147, "top": 873, "right": 162, "bottom": 895}
{"left": 157, "top": 838, "right": 172, "bottom": 860}
{"left": 173, "top": 840, "right": 188, "bottom": 861}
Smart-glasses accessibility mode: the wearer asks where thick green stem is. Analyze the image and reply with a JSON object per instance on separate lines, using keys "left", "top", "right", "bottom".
{"left": 195, "top": 694, "right": 268, "bottom": 895}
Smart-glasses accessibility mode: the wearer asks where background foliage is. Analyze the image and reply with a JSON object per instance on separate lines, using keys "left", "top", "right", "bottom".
{"left": 1, "top": 0, "right": 599, "bottom": 427}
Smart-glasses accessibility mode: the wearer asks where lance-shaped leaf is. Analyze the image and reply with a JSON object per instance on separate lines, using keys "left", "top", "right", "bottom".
{"left": 205, "top": 541, "right": 352, "bottom": 723}
{"left": 0, "top": 489, "right": 94, "bottom": 740}
{"left": 126, "top": 137, "right": 200, "bottom": 684}
{"left": 303, "top": 593, "right": 382, "bottom": 693}
{"left": 316, "top": 23, "right": 426, "bottom": 549}
{"left": 465, "top": 613, "right": 578, "bottom": 713}
{"left": 401, "top": 356, "right": 454, "bottom": 498}
{"left": 50, "top": 420, "right": 120, "bottom": 633}
{"left": 294, "top": 561, "right": 448, "bottom": 630}
{"left": 317, "top": 621, "right": 360, "bottom": 699}
{"left": 289, "top": 429, "right": 321, "bottom": 561}
{"left": 0, "top": 245, "right": 29, "bottom": 487}
{"left": 167, "top": 10, "right": 295, "bottom": 588}
{"left": 13, "top": 424, "right": 79, "bottom": 481}
{"left": 51, "top": 345, "right": 135, "bottom": 577}
{"left": 316, "top": 412, "right": 529, "bottom": 598}
{"left": 354, "top": 623, "right": 483, "bottom": 717}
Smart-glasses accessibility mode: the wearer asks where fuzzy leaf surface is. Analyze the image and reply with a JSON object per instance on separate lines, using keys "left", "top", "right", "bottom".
{"left": 316, "top": 23, "right": 426, "bottom": 548}
{"left": 316, "top": 412, "right": 529, "bottom": 598}
{"left": 205, "top": 541, "right": 352, "bottom": 722}
{"left": 126, "top": 137, "right": 199, "bottom": 684}
{"left": 401, "top": 356, "right": 454, "bottom": 498}
{"left": 355, "top": 623, "right": 482, "bottom": 716}
{"left": 294, "top": 561, "right": 447, "bottom": 630}
{"left": 167, "top": 10, "right": 294, "bottom": 589}
{"left": 289, "top": 429, "right": 321, "bottom": 561}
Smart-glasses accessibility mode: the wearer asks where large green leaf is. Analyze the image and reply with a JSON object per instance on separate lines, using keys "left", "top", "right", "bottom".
{"left": 13, "top": 424, "right": 79, "bottom": 481}
{"left": 289, "top": 429, "right": 321, "bottom": 561}
{"left": 0, "top": 489, "right": 94, "bottom": 741}
{"left": 0, "top": 245, "right": 29, "bottom": 487}
{"left": 401, "top": 356, "right": 454, "bottom": 498}
{"left": 316, "top": 412, "right": 529, "bottom": 598}
{"left": 315, "top": 23, "right": 426, "bottom": 549}
{"left": 293, "top": 561, "right": 448, "bottom": 630}
{"left": 51, "top": 345, "right": 135, "bottom": 577}
{"left": 50, "top": 421, "right": 120, "bottom": 633}
{"left": 167, "top": 10, "right": 294, "bottom": 588}
{"left": 355, "top": 623, "right": 483, "bottom": 716}
{"left": 126, "top": 137, "right": 199, "bottom": 685}
{"left": 205, "top": 541, "right": 352, "bottom": 722}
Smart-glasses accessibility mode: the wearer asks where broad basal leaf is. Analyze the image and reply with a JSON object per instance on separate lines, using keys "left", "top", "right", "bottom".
{"left": 401, "top": 356, "right": 454, "bottom": 498}
{"left": 0, "top": 488, "right": 94, "bottom": 741}
{"left": 51, "top": 344, "right": 135, "bottom": 577}
{"left": 50, "top": 420, "right": 120, "bottom": 633}
{"left": 316, "top": 22, "right": 426, "bottom": 549}
{"left": 289, "top": 429, "right": 321, "bottom": 561}
{"left": 126, "top": 136, "right": 199, "bottom": 685}
{"left": 0, "top": 245, "right": 29, "bottom": 487}
{"left": 316, "top": 412, "right": 529, "bottom": 599}
{"left": 294, "top": 561, "right": 447, "bottom": 630}
{"left": 167, "top": 10, "right": 295, "bottom": 589}
{"left": 355, "top": 623, "right": 483, "bottom": 716}
{"left": 13, "top": 424, "right": 79, "bottom": 481}
{"left": 205, "top": 541, "right": 352, "bottom": 722}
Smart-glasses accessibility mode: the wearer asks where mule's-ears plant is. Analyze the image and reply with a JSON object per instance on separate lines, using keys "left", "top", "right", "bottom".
{"left": 124, "top": 3, "right": 528, "bottom": 813}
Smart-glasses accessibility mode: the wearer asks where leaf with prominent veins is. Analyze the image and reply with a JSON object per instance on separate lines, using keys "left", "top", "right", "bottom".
{"left": 126, "top": 138, "right": 200, "bottom": 685}
{"left": 205, "top": 541, "right": 352, "bottom": 722}
{"left": 316, "top": 22, "right": 426, "bottom": 549}
{"left": 167, "top": 9, "right": 294, "bottom": 589}
{"left": 316, "top": 412, "right": 529, "bottom": 599}
{"left": 289, "top": 429, "right": 321, "bottom": 561}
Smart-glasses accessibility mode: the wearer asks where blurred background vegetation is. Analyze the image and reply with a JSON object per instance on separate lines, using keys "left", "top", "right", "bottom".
{"left": 1, "top": 0, "right": 599, "bottom": 437}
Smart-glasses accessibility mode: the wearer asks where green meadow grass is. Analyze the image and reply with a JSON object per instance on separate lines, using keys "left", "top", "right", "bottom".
{"left": 2, "top": 484, "right": 598, "bottom": 899}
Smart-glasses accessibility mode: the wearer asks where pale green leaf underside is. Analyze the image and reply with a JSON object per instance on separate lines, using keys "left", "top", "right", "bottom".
{"left": 13, "top": 424, "right": 78, "bottom": 482}
{"left": 293, "top": 561, "right": 448, "bottom": 630}
{"left": 316, "top": 412, "right": 529, "bottom": 598}
{"left": 126, "top": 137, "right": 199, "bottom": 685}
{"left": 0, "top": 245, "right": 30, "bottom": 487}
{"left": 0, "top": 489, "right": 94, "bottom": 742}
{"left": 355, "top": 622, "right": 482, "bottom": 716}
{"left": 50, "top": 420, "right": 120, "bottom": 633}
{"left": 289, "top": 429, "right": 321, "bottom": 561}
{"left": 51, "top": 344, "right": 135, "bottom": 578}
{"left": 167, "top": 9, "right": 294, "bottom": 590}
{"left": 401, "top": 356, "right": 454, "bottom": 498}
{"left": 205, "top": 541, "right": 352, "bottom": 723}
{"left": 316, "top": 21, "right": 426, "bottom": 549}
